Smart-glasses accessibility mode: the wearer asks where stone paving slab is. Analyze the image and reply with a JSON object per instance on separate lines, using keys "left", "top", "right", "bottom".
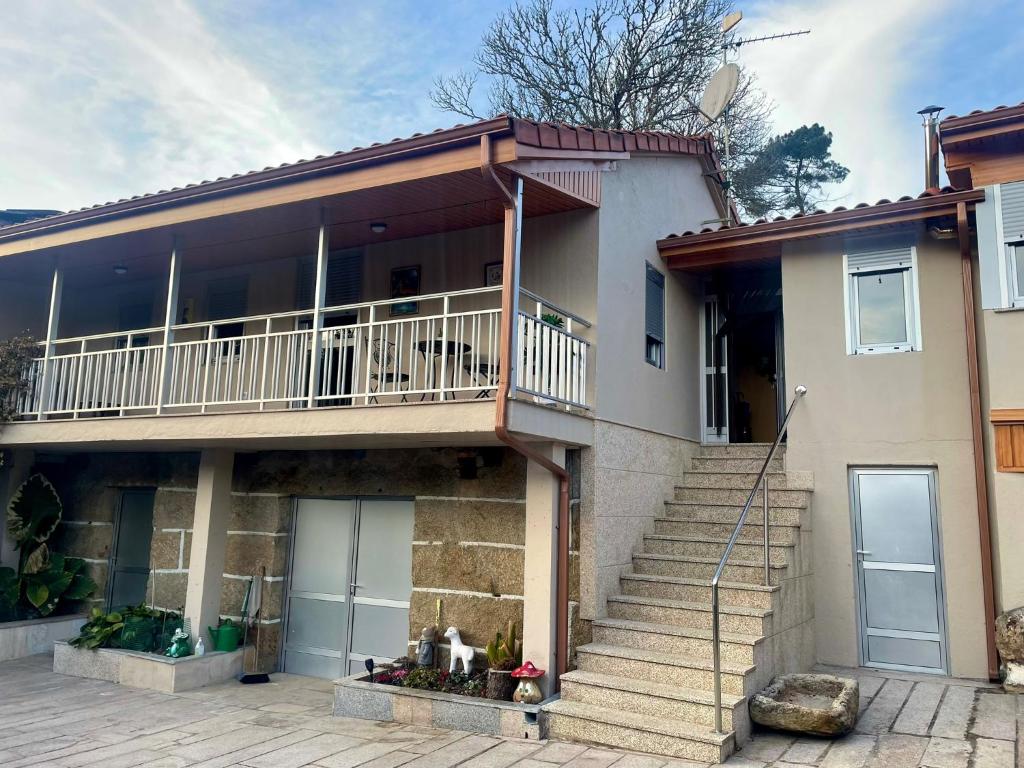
{"left": 0, "top": 655, "right": 1019, "bottom": 768}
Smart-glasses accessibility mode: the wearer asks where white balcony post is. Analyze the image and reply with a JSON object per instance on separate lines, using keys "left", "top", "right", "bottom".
{"left": 156, "top": 238, "right": 181, "bottom": 414}
{"left": 36, "top": 266, "right": 63, "bottom": 420}
{"left": 307, "top": 207, "right": 329, "bottom": 408}
{"left": 509, "top": 177, "right": 523, "bottom": 396}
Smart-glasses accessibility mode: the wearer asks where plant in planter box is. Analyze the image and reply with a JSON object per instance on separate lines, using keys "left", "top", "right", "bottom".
{"left": 540, "top": 313, "right": 564, "bottom": 329}
{"left": 484, "top": 621, "right": 522, "bottom": 700}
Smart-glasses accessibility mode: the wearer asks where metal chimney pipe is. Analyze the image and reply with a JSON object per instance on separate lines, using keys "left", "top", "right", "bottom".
{"left": 918, "top": 105, "right": 944, "bottom": 191}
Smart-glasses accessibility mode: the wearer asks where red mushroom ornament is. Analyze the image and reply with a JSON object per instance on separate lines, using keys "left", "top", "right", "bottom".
{"left": 511, "top": 661, "right": 545, "bottom": 704}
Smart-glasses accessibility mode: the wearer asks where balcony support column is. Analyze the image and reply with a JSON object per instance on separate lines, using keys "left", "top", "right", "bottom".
{"left": 307, "top": 208, "right": 329, "bottom": 408}
{"left": 36, "top": 267, "right": 63, "bottom": 420}
{"left": 183, "top": 448, "right": 234, "bottom": 642}
{"left": 522, "top": 441, "right": 565, "bottom": 697}
{"left": 156, "top": 239, "right": 181, "bottom": 414}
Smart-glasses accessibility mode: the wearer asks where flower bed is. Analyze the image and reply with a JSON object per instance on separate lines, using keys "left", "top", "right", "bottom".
{"left": 372, "top": 657, "right": 488, "bottom": 698}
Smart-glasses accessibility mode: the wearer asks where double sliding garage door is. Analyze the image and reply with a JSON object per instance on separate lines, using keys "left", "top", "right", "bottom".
{"left": 283, "top": 498, "right": 414, "bottom": 679}
{"left": 851, "top": 469, "right": 948, "bottom": 674}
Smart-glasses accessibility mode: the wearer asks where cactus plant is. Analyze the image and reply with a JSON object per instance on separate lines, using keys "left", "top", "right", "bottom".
{"left": 484, "top": 620, "right": 522, "bottom": 670}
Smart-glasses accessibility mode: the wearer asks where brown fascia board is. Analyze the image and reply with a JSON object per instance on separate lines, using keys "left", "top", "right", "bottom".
{"left": 657, "top": 188, "right": 986, "bottom": 260}
{"left": 0, "top": 116, "right": 517, "bottom": 243}
{"left": 940, "top": 104, "right": 1024, "bottom": 147}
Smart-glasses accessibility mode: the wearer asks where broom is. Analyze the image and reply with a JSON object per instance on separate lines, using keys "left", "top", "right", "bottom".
{"left": 239, "top": 567, "right": 270, "bottom": 684}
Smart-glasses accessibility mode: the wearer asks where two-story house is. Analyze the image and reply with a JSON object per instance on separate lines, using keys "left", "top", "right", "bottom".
{"left": 0, "top": 104, "right": 1020, "bottom": 763}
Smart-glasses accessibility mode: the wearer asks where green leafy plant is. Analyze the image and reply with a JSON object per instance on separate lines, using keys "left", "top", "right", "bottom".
{"left": 7, "top": 473, "right": 62, "bottom": 575}
{"left": 70, "top": 603, "right": 167, "bottom": 650}
{"left": 484, "top": 620, "right": 522, "bottom": 670}
{"left": 0, "top": 334, "right": 37, "bottom": 425}
{"left": 21, "top": 553, "right": 96, "bottom": 617}
{"left": 540, "top": 313, "right": 564, "bottom": 328}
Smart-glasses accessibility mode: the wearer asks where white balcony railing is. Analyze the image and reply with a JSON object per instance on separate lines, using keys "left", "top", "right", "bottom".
{"left": 13, "top": 287, "right": 590, "bottom": 420}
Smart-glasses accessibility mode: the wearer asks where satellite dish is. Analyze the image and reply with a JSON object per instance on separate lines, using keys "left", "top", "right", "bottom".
{"left": 699, "top": 63, "right": 740, "bottom": 123}
{"left": 722, "top": 11, "right": 743, "bottom": 34}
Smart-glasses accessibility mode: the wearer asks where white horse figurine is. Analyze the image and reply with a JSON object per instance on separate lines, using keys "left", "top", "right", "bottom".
{"left": 443, "top": 627, "right": 475, "bottom": 674}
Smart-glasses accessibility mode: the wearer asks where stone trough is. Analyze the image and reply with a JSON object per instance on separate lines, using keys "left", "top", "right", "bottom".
{"left": 749, "top": 673, "right": 859, "bottom": 737}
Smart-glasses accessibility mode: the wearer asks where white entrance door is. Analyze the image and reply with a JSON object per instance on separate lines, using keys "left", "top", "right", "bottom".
{"left": 284, "top": 498, "right": 356, "bottom": 678}
{"left": 851, "top": 469, "right": 947, "bottom": 674}
{"left": 284, "top": 498, "right": 414, "bottom": 679}
{"left": 701, "top": 296, "right": 729, "bottom": 442}
{"left": 347, "top": 499, "right": 415, "bottom": 674}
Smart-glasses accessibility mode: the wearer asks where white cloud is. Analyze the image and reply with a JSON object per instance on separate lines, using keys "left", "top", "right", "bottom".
{"left": 737, "top": 0, "right": 953, "bottom": 208}
{"left": 0, "top": 0, "right": 319, "bottom": 211}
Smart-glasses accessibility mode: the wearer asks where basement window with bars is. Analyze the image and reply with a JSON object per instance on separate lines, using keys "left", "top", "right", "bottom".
{"left": 844, "top": 244, "right": 921, "bottom": 355}
{"left": 645, "top": 262, "right": 665, "bottom": 368}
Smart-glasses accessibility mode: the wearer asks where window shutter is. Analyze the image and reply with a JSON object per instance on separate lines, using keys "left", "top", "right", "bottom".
{"left": 976, "top": 186, "right": 1006, "bottom": 309}
{"left": 645, "top": 264, "right": 665, "bottom": 342}
{"left": 1000, "top": 181, "right": 1024, "bottom": 242}
{"left": 297, "top": 250, "right": 363, "bottom": 309}
{"left": 207, "top": 278, "right": 248, "bottom": 320}
{"left": 846, "top": 244, "right": 912, "bottom": 272}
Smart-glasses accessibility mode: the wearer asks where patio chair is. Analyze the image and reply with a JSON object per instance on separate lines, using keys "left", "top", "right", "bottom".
{"left": 367, "top": 338, "right": 409, "bottom": 403}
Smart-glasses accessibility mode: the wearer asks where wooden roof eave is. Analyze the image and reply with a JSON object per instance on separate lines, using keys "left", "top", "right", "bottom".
{"left": 657, "top": 188, "right": 986, "bottom": 267}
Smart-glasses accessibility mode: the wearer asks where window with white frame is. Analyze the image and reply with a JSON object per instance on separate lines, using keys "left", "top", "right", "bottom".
{"left": 1010, "top": 243, "right": 1024, "bottom": 307}
{"left": 845, "top": 245, "right": 921, "bottom": 354}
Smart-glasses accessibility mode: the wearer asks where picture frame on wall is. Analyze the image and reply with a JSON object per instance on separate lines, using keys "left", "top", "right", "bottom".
{"left": 390, "top": 265, "right": 421, "bottom": 316}
{"left": 484, "top": 261, "right": 503, "bottom": 288}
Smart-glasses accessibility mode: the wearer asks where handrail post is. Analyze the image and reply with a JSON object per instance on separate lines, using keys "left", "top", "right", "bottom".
{"left": 307, "top": 207, "right": 329, "bottom": 409}
{"left": 763, "top": 474, "right": 771, "bottom": 586}
{"left": 710, "top": 384, "right": 806, "bottom": 735}
{"left": 37, "top": 266, "right": 63, "bottom": 420}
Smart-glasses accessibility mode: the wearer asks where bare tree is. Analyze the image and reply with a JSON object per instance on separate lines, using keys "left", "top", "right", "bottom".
{"left": 432, "top": 0, "right": 772, "bottom": 193}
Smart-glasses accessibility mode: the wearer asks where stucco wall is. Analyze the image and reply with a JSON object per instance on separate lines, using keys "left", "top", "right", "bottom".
{"left": 781, "top": 230, "right": 989, "bottom": 678}
{"left": 973, "top": 271, "right": 1024, "bottom": 614}
{"left": 593, "top": 155, "right": 718, "bottom": 439}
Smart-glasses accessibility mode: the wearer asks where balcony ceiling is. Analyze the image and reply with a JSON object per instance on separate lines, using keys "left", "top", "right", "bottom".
{"left": 0, "top": 167, "right": 589, "bottom": 286}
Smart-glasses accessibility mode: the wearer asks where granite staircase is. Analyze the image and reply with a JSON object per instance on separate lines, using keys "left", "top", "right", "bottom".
{"left": 545, "top": 443, "right": 814, "bottom": 764}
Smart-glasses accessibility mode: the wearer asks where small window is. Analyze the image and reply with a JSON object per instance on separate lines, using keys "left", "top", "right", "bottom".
{"left": 207, "top": 277, "right": 249, "bottom": 353}
{"left": 645, "top": 263, "right": 665, "bottom": 368}
{"left": 845, "top": 246, "right": 920, "bottom": 354}
{"left": 1010, "top": 244, "right": 1024, "bottom": 307}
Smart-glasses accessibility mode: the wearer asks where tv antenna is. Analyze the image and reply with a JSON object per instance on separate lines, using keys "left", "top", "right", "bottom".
{"left": 698, "top": 11, "right": 811, "bottom": 227}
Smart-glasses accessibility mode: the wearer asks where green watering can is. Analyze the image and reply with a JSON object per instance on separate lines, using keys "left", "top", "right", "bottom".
{"left": 208, "top": 619, "right": 241, "bottom": 652}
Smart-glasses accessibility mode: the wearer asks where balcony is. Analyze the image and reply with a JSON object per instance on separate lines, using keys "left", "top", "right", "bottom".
{"left": 14, "top": 287, "right": 590, "bottom": 422}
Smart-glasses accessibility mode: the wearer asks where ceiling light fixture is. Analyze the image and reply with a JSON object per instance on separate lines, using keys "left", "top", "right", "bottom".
{"left": 113, "top": 264, "right": 128, "bottom": 275}
{"left": 369, "top": 222, "right": 387, "bottom": 234}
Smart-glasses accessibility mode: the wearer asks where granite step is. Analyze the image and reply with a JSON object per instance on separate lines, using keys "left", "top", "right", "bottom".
{"left": 674, "top": 485, "right": 811, "bottom": 507}
{"left": 607, "top": 594, "right": 772, "bottom": 635}
{"left": 576, "top": 643, "right": 754, "bottom": 696}
{"left": 642, "top": 533, "right": 794, "bottom": 564}
{"left": 618, "top": 572, "right": 778, "bottom": 609}
{"left": 661, "top": 501, "right": 807, "bottom": 527}
{"left": 699, "top": 443, "right": 782, "bottom": 459}
{"left": 690, "top": 456, "right": 785, "bottom": 473}
{"left": 558, "top": 669, "right": 750, "bottom": 738}
{"left": 632, "top": 552, "right": 788, "bottom": 585}
{"left": 654, "top": 516, "right": 800, "bottom": 544}
{"left": 680, "top": 471, "right": 813, "bottom": 491}
{"left": 544, "top": 699, "right": 734, "bottom": 763}
{"left": 591, "top": 616, "right": 763, "bottom": 665}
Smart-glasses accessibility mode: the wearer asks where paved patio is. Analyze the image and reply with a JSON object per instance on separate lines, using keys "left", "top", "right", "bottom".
{"left": 0, "top": 655, "right": 1018, "bottom": 768}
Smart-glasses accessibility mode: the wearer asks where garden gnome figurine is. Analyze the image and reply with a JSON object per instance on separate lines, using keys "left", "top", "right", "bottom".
{"left": 416, "top": 625, "right": 436, "bottom": 667}
{"left": 511, "top": 661, "right": 545, "bottom": 704}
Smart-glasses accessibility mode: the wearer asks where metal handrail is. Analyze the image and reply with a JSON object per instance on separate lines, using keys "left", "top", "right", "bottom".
{"left": 710, "top": 384, "right": 807, "bottom": 734}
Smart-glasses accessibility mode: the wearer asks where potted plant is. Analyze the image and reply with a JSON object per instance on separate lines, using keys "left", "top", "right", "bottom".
{"left": 540, "top": 312, "right": 564, "bottom": 329}
{"left": 484, "top": 620, "right": 521, "bottom": 700}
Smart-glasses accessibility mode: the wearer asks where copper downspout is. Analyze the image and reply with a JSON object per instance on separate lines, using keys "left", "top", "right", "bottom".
{"left": 957, "top": 201, "right": 999, "bottom": 681}
{"left": 482, "top": 136, "right": 571, "bottom": 690}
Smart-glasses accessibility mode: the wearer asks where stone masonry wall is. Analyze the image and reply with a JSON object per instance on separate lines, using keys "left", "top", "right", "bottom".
{"left": 36, "top": 446, "right": 534, "bottom": 672}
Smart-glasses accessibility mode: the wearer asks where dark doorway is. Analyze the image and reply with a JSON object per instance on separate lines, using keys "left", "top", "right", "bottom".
{"left": 107, "top": 489, "right": 155, "bottom": 610}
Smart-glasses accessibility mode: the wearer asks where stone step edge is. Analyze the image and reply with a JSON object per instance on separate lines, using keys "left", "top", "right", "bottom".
{"left": 560, "top": 669, "right": 747, "bottom": 709}
{"left": 592, "top": 616, "right": 764, "bottom": 646}
{"left": 644, "top": 533, "right": 796, "bottom": 548}
{"left": 619, "top": 573, "right": 779, "bottom": 593}
{"left": 654, "top": 515, "right": 801, "bottom": 529}
{"left": 674, "top": 484, "right": 812, "bottom": 495}
{"left": 543, "top": 699, "right": 733, "bottom": 747}
{"left": 577, "top": 642, "right": 755, "bottom": 676}
{"left": 664, "top": 499, "right": 808, "bottom": 511}
{"left": 634, "top": 552, "right": 788, "bottom": 570}
{"left": 607, "top": 593, "right": 773, "bottom": 619}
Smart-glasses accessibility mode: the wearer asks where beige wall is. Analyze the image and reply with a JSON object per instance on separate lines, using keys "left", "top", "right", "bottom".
{"left": 973, "top": 269, "right": 1024, "bottom": 613}
{"left": 781, "top": 230, "right": 989, "bottom": 678}
{"left": 594, "top": 156, "right": 717, "bottom": 439}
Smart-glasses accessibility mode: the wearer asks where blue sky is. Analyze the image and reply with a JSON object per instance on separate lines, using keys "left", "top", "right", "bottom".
{"left": 1, "top": 0, "right": 1022, "bottom": 215}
